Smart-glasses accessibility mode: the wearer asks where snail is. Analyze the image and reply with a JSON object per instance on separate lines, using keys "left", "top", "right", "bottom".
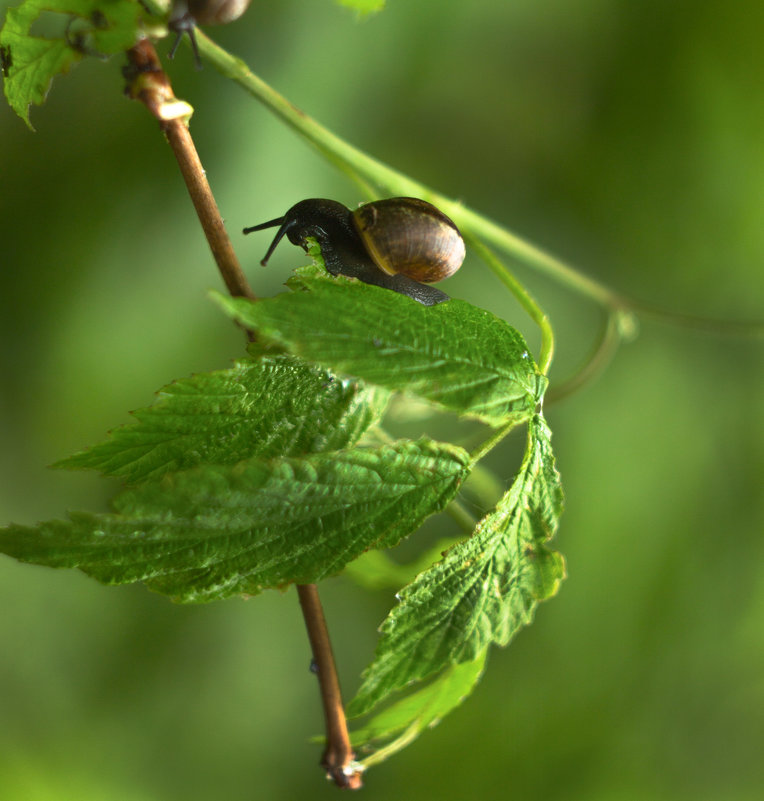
{"left": 168, "top": 0, "right": 252, "bottom": 67}
{"left": 243, "top": 197, "right": 465, "bottom": 306}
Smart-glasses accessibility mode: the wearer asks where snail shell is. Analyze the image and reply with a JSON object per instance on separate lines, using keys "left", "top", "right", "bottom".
{"left": 352, "top": 197, "right": 465, "bottom": 284}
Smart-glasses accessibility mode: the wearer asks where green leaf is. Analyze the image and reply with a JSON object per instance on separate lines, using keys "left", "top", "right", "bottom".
{"left": 348, "top": 414, "right": 564, "bottom": 717}
{"left": 1, "top": 0, "right": 142, "bottom": 127}
{"left": 214, "top": 273, "right": 546, "bottom": 427}
{"left": 55, "top": 354, "right": 390, "bottom": 482}
{"left": 0, "top": 439, "right": 469, "bottom": 603}
{"left": 350, "top": 650, "right": 487, "bottom": 768}
{"left": 335, "top": 0, "right": 386, "bottom": 16}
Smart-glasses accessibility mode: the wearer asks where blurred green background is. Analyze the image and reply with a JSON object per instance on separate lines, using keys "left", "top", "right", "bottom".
{"left": 1, "top": 0, "right": 763, "bottom": 799}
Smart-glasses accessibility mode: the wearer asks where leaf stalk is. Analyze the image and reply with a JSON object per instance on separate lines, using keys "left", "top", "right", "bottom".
{"left": 545, "top": 309, "right": 627, "bottom": 402}
{"left": 465, "top": 234, "right": 555, "bottom": 374}
{"left": 468, "top": 422, "right": 516, "bottom": 466}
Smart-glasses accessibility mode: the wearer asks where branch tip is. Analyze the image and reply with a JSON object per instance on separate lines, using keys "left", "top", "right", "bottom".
{"left": 297, "top": 584, "right": 362, "bottom": 789}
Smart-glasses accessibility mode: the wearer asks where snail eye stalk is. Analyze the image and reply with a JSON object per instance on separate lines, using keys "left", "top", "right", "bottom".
{"left": 243, "top": 217, "right": 291, "bottom": 266}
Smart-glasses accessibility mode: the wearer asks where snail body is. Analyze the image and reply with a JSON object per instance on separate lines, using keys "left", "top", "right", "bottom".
{"left": 243, "top": 197, "right": 465, "bottom": 306}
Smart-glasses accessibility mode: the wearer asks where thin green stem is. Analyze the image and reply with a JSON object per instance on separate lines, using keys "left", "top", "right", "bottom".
{"left": 468, "top": 421, "right": 518, "bottom": 466}
{"left": 358, "top": 721, "right": 422, "bottom": 770}
{"left": 197, "top": 32, "right": 624, "bottom": 311}
{"left": 626, "top": 298, "right": 764, "bottom": 338}
{"left": 466, "top": 234, "right": 555, "bottom": 374}
{"left": 545, "top": 308, "right": 629, "bottom": 403}
{"left": 194, "top": 31, "right": 764, "bottom": 347}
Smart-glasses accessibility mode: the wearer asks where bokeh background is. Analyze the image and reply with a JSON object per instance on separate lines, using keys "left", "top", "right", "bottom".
{"left": 1, "top": 0, "right": 763, "bottom": 799}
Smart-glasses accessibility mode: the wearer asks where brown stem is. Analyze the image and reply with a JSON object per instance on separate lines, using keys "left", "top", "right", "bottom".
{"left": 123, "top": 39, "right": 255, "bottom": 302}
{"left": 297, "top": 584, "right": 363, "bottom": 789}
{"left": 124, "top": 39, "right": 358, "bottom": 788}
{"left": 162, "top": 119, "right": 255, "bottom": 301}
